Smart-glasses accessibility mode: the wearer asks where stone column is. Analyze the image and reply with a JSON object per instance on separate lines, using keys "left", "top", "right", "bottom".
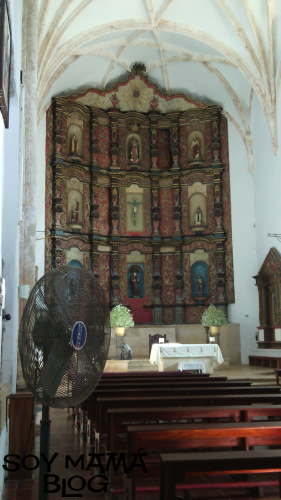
{"left": 18, "top": 0, "right": 38, "bottom": 389}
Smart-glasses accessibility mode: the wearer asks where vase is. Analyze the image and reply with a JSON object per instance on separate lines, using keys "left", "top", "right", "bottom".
{"left": 115, "top": 327, "right": 125, "bottom": 336}
{"left": 210, "top": 326, "right": 220, "bottom": 335}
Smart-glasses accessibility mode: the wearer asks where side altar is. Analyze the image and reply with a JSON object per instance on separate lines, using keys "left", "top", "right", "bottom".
{"left": 45, "top": 63, "right": 235, "bottom": 325}
{"left": 250, "top": 247, "right": 281, "bottom": 368}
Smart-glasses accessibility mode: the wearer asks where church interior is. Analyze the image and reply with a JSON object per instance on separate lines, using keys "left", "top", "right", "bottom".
{"left": 1, "top": 0, "right": 281, "bottom": 498}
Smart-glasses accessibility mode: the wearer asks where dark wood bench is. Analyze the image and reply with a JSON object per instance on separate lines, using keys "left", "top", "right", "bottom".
{"left": 159, "top": 450, "right": 281, "bottom": 500}
{"left": 100, "top": 371, "right": 214, "bottom": 378}
{"left": 94, "top": 379, "right": 252, "bottom": 390}
{"left": 81, "top": 377, "right": 246, "bottom": 435}
{"left": 88, "top": 385, "right": 279, "bottom": 422}
{"left": 107, "top": 404, "right": 281, "bottom": 454}
{"left": 123, "top": 421, "right": 281, "bottom": 500}
{"left": 92, "top": 393, "right": 281, "bottom": 450}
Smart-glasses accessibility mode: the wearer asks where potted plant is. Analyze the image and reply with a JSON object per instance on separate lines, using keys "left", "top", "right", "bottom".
{"left": 110, "top": 304, "right": 135, "bottom": 336}
{"left": 201, "top": 304, "right": 227, "bottom": 336}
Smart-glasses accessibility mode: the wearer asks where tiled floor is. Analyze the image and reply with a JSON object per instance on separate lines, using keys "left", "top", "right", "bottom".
{"left": 2, "top": 365, "right": 281, "bottom": 500}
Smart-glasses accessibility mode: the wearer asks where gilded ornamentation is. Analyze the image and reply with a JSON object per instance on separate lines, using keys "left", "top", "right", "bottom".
{"left": 161, "top": 255, "right": 175, "bottom": 305}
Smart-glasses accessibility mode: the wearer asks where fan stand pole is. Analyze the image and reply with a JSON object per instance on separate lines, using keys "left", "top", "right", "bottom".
{"left": 39, "top": 404, "right": 51, "bottom": 500}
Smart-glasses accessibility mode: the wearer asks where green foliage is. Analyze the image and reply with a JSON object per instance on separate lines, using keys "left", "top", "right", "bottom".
{"left": 201, "top": 304, "right": 228, "bottom": 327}
{"left": 110, "top": 305, "right": 135, "bottom": 328}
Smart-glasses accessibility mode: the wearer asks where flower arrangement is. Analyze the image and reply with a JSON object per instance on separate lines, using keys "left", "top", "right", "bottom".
{"left": 110, "top": 305, "right": 135, "bottom": 328}
{"left": 201, "top": 304, "right": 227, "bottom": 327}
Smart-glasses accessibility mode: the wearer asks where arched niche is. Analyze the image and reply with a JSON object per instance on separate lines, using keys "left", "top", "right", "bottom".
{"left": 189, "top": 192, "right": 207, "bottom": 231}
{"left": 187, "top": 130, "right": 205, "bottom": 163}
{"left": 68, "top": 123, "right": 83, "bottom": 157}
{"left": 126, "top": 133, "right": 142, "bottom": 166}
{"left": 191, "top": 261, "right": 209, "bottom": 299}
{"left": 68, "top": 188, "right": 83, "bottom": 228}
{"left": 66, "top": 247, "right": 83, "bottom": 267}
{"left": 69, "top": 260, "right": 83, "bottom": 268}
{"left": 127, "top": 251, "right": 145, "bottom": 299}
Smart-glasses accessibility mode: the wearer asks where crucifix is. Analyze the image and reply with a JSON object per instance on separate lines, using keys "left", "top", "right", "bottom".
{"left": 127, "top": 198, "right": 142, "bottom": 226}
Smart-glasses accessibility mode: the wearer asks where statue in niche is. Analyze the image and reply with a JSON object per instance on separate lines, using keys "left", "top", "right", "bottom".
{"left": 71, "top": 201, "right": 79, "bottom": 223}
{"left": 71, "top": 134, "right": 79, "bottom": 154}
{"left": 128, "top": 198, "right": 142, "bottom": 226}
{"left": 191, "top": 134, "right": 200, "bottom": 159}
{"left": 195, "top": 206, "right": 202, "bottom": 226}
{"left": 130, "top": 272, "right": 139, "bottom": 298}
{"left": 197, "top": 274, "right": 204, "bottom": 295}
{"left": 130, "top": 139, "right": 140, "bottom": 163}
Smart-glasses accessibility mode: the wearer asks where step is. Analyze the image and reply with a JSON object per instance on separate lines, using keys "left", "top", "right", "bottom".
{"left": 128, "top": 360, "right": 159, "bottom": 371}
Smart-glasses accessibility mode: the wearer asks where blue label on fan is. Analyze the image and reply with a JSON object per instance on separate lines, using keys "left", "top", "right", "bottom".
{"left": 71, "top": 321, "right": 87, "bottom": 350}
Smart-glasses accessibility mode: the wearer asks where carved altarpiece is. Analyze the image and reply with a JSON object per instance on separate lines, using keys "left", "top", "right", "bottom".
{"left": 45, "top": 64, "right": 234, "bottom": 324}
{"left": 254, "top": 247, "right": 281, "bottom": 348}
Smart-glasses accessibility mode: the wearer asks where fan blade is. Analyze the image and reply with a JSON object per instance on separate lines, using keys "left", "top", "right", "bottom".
{"left": 39, "top": 340, "right": 73, "bottom": 400}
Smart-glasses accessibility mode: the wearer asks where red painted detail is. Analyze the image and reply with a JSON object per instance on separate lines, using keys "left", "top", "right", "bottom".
{"left": 127, "top": 298, "right": 152, "bottom": 323}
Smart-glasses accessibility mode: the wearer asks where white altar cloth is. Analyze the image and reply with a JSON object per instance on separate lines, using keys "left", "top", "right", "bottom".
{"left": 177, "top": 361, "right": 206, "bottom": 373}
{"left": 149, "top": 343, "right": 224, "bottom": 366}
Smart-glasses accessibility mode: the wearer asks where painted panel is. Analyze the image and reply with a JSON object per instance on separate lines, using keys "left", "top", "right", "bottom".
{"left": 159, "top": 188, "right": 174, "bottom": 237}
{"left": 158, "top": 129, "right": 171, "bottom": 171}
{"left": 99, "top": 187, "right": 110, "bottom": 235}
{"left": 98, "top": 254, "right": 111, "bottom": 304}
{"left": 161, "top": 255, "right": 175, "bottom": 305}
{"left": 98, "top": 124, "right": 110, "bottom": 169}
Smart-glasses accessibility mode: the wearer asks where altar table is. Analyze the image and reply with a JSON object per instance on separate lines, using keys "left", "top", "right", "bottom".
{"left": 177, "top": 361, "right": 206, "bottom": 374}
{"left": 149, "top": 343, "right": 224, "bottom": 373}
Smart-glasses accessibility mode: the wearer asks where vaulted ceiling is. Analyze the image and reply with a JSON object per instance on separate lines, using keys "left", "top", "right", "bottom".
{"left": 38, "top": 0, "right": 281, "bottom": 172}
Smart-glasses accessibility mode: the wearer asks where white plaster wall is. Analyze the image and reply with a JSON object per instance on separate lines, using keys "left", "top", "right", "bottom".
{"left": 36, "top": 116, "right": 46, "bottom": 280}
{"left": 226, "top": 122, "right": 259, "bottom": 364}
{"left": 1, "top": 0, "right": 23, "bottom": 390}
{"left": 251, "top": 95, "right": 281, "bottom": 268}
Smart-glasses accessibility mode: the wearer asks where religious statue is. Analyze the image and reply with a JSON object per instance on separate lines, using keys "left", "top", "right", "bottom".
{"left": 195, "top": 206, "right": 202, "bottom": 226}
{"left": 128, "top": 198, "right": 142, "bottom": 226}
{"left": 191, "top": 134, "right": 200, "bottom": 159}
{"left": 71, "top": 201, "right": 79, "bottom": 223}
{"left": 130, "top": 139, "right": 140, "bottom": 163}
{"left": 130, "top": 272, "right": 139, "bottom": 298}
{"left": 197, "top": 274, "right": 203, "bottom": 295}
{"left": 71, "top": 133, "right": 79, "bottom": 154}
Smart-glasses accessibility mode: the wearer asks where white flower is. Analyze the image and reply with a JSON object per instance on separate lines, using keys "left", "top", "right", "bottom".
{"left": 110, "top": 305, "right": 135, "bottom": 328}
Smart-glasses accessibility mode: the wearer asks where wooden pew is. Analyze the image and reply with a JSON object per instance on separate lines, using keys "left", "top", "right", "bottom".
{"left": 81, "top": 377, "right": 239, "bottom": 432}
{"left": 95, "top": 379, "right": 252, "bottom": 390}
{"left": 123, "top": 421, "right": 281, "bottom": 500}
{"left": 159, "top": 450, "right": 281, "bottom": 500}
{"left": 92, "top": 393, "right": 281, "bottom": 451}
{"left": 89, "top": 385, "right": 280, "bottom": 421}
{"left": 100, "top": 371, "right": 214, "bottom": 378}
{"left": 107, "top": 404, "right": 281, "bottom": 454}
